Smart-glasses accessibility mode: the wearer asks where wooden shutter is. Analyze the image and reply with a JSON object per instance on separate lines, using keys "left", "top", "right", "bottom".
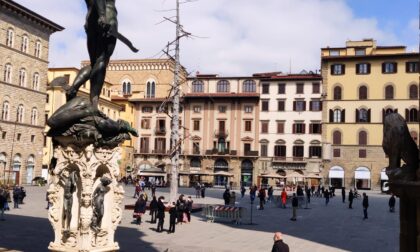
{"left": 329, "top": 109, "right": 333, "bottom": 122}
{"left": 309, "top": 101, "right": 313, "bottom": 111}
{"left": 382, "top": 63, "right": 385, "bottom": 73}
{"left": 342, "top": 64, "right": 345, "bottom": 74}
{"left": 393, "top": 63, "right": 398, "bottom": 73}
{"left": 330, "top": 65, "right": 335, "bottom": 75}
{"left": 303, "top": 101, "right": 306, "bottom": 111}
{"left": 302, "top": 124, "right": 306, "bottom": 134}
{"left": 292, "top": 124, "right": 296, "bottom": 134}
{"left": 367, "top": 63, "right": 371, "bottom": 74}
{"left": 355, "top": 109, "right": 359, "bottom": 122}
{"left": 320, "top": 101, "right": 323, "bottom": 111}
{"left": 293, "top": 101, "right": 296, "bottom": 111}
{"left": 406, "top": 109, "right": 409, "bottom": 121}
{"left": 355, "top": 63, "right": 360, "bottom": 74}
{"left": 367, "top": 109, "right": 371, "bottom": 122}
{"left": 341, "top": 109, "right": 346, "bottom": 123}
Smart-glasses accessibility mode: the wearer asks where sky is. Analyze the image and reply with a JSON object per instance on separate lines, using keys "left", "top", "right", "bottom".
{"left": 15, "top": 0, "right": 419, "bottom": 76}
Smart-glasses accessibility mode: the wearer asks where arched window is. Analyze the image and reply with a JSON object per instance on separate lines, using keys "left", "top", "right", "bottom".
{"left": 243, "top": 80, "right": 256, "bottom": 92}
{"left": 407, "top": 108, "right": 419, "bottom": 122}
{"left": 359, "top": 86, "right": 367, "bottom": 100}
{"left": 190, "top": 157, "right": 201, "bottom": 168}
{"left": 214, "top": 159, "right": 228, "bottom": 170}
{"left": 122, "top": 81, "right": 131, "bottom": 95}
{"left": 3, "top": 64, "right": 12, "bottom": 83}
{"left": 0, "top": 153, "right": 6, "bottom": 167}
{"left": 357, "top": 108, "right": 369, "bottom": 122}
{"left": 333, "top": 86, "right": 342, "bottom": 100}
{"left": 217, "top": 80, "right": 230, "bottom": 93}
{"left": 26, "top": 155, "right": 35, "bottom": 183}
{"left": 30, "top": 108, "right": 38, "bottom": 125}
{"left": 192, "top": 80, "right": 204, "bottom": 93}
{"left": 21, "top": 35, "right": 29, "bottom": 53}
{"left": 385, "top": 108, "right": 394, "bottom": 115}
{"left": 18, "top": 68, "right": 26, "bottom": 87}
{"left": 6, "top": 28, "right": 14, "bottom": 47}
{"left": 2, "top": 101, "right": 9, "bottom": 121}
{"left": 333, "top": 131, "right": 341, "bottom": 145}
{"left": 34, "top": 40, "right": 42, "bottom": 58}
{"left": 146, "top": 81, "right": 155, "bottom": 98}
{"left": 409, "top": 84, "right": 418, "bottom": 99}
{"left": 385, "top": 85, "right": 394, "bottom": 99}
{"left": 32, "top": 72, "right": 40, "bottom": 90}
{"left": 12, "top": 154, "right": 21, "bottom": 171}
{"left": 358, "top": 130, "right": 367, "bottom": 145}
{"left": 333, "top": 109, "right": 342, "bottom": 122}
{"left": 17, "top": 104, "right": 24, "bottom": 123}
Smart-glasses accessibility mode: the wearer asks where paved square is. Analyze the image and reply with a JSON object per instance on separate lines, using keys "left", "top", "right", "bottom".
{"left": 0, "top": 186, "right": 398, "bottom": 252}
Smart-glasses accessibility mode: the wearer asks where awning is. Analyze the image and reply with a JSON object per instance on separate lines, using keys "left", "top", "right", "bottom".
{"left": 329, "top": 170, "right": 344, "bottom": 179}
{"left": 286, "top": 172, "right": 305, "bottom": 178}
{"left": 355, "top": 170, "right": 371, "bottom": 180}
{"left": 306, "top": 174, "right": 322, "bottom": 179}
{"left": 260, "top": 173, "right": 285, "bottom": 179}
{"left": 211, "top": 171, "right": 234, "bottom": 177}
{"left": 138, "top": 172, "right": 166, "bottom": 177}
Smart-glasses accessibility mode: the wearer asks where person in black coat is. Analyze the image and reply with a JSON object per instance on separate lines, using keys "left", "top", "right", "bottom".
{"left": 156, "top": 196, "right": 166, "bottom": 232}
{"left": 341, "top": 187, "right": 346, "bottom": 203}
{"left": 258, "top": 188, "right": 266, "bottom": 210}
{"left": 362, "top": 193, "right": 369, "bottom": 220}
{"left": 324, "top": 189, "right": 330, "bottom": 205}
{"left": 290, "top": 193, "right": 298, "bottom": 221}
{"left": 0, "top": 191, "right": 6, "bottom": 221}
{"left": 186, "top": 196, "right": 193, "bottom": 222}
{"left": 133, "top": 195, "right": 146, "bottom": 225}
{"left": 149, "top": 196, "right": 158, "bottom": 223}
{"left": 12, "top": 186, "right": 20, "bottom": 209}
{"left": 272, "top": 232, "right": 290, "bottom": 252}
{"left": 348, "top": 189, "right": 354, "bottom": 209}
{"left": 389, "top": 194, "right": 396, "bottom": 212}
{"left": 223, "top": 189, "right": 231, "bottom": 206}
{"left": 176, "top": 195, "right": 185, "bottom": 224}
{"left": 168, "top": 202, "right": 177, "bottom": 233}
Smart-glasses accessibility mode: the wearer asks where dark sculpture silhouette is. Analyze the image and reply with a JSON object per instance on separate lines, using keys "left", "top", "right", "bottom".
{"left": 91, "top": 176, "right": 112, "bottom": 232}
{"left": 61, "top": 170, "right": 78, "bottom": 230}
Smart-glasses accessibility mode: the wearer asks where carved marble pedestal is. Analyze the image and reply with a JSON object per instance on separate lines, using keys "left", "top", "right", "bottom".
{"left": 47, "top": 144, "right": 124, "bottom": 252}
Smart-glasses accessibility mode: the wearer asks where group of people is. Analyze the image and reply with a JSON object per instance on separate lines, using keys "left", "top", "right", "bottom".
{"left": 222, "top": 189, "right": 236, "bottom": 206}
{"left": 194, "top": 183, "right": 206, "bottom": 198}
{"left": 0, "top": 185, "right": 26, "bottom": 221}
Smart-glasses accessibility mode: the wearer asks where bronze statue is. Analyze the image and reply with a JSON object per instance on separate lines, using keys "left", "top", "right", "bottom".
{"left": 91, "top": 176, "right": 112, "bottom": 232}
{"left": 61, "top": 170, "right": 78, "bottom": 230}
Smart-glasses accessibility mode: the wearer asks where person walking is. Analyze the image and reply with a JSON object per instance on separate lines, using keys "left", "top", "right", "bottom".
{"left": 296, "top": 186, "right": 304, "bottom": 208}
{"left": 149, "top": 196, "right": 158, "bottom": 223}
{"left": 156, "top": 196, "right": 166, "bottom": 232}
{"left": 258, "top": 187, "right": 266, "bottom": 210}
{"left": 229, "top": 191, "right": 236, "bottom": 206}
{"left": 290, "top": 193, "right": 298, "bottom": 221}
{"left": 151, "top": 183, "right": 156, "bottom": 197}
{"left": 389, "top": 194, "right": 396, "bottom": 212}
{"left": 272, "top": 232, "right": 290, "bottom": 252}
{"left": 341, "top": 187, "right": 346, "bottom": 203}
{"left": 19, "top": 187, "right": 26, "bottom": 204}
{"left": 223, "top": 189, "right": 231, "bottom": 206}
{"left": 45, "top": 192, "right": 50, "bottom": 210}
{"left": 133, "top": 182, "right": 141, "bottom": 198}
{"left": 268, "top": 186, "right": 274, "bottom": 203}
{"left": 195, "top": 183, "right": 201, "bottom": 198}
{"left": 281, "top": 189, "right": 287, "bottom": 209}
{"left": 200, "top": 185, "right": 206, "bottom": 198}
{"left": 362, "top": 193, "right": 369, "bottom": 220}
{"left": 168, "top": 202, "right": 177, "bottom": 233}
{"left": 0, "top": 190, "right": 6, "bottom": 221}
{"left": 324, "top": 189, "right": 330, "bottom": 206}
{"left": 305, "top": 186, "right": 311, "bottom": 207}
{"left": 348, "top": 189, "right": 354, "bottom": 209}
{"left": 13, "top": 185, "right": 20, "bottom": 209}
{"left": 250, "top": 186, "right": 257, "bottom": 202}
{"left": 240, "top": 185, "right": 246, "bottom": 198}
{"left": 133, "top": 195, "right": 146, "bottom": 225}
{"left": 176, "top": 195, "right": 186, "bottom": 224}
{"left": 186, "top": 196, "right": 193, "bottom": 222}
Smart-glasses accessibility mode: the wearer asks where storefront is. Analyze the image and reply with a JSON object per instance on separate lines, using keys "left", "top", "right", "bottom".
{"left": 214, "top": 159, "right": 230, "bottom": 186}
{"left": 286, "top": 171, "right": 305, "bottom": 186}
{"left": 380, "top": 168, "right": 389, "bottom": 193}
{"left": 329, "top": 166, "right": 344, "bottom": 188}
{"left": 354, "top": 167, "right": 371, "bottom": 190}
{"left": 240, "top": 160, "right": 253, "bottom": 187}
{"left": 137, "top": 162, "right": 167, "bottom": 186}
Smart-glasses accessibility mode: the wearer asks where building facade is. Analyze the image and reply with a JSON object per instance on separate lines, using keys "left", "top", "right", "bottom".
{"left": 0, "top": 0, "right": 63, "bottom": 185}
{"left": 321, "top": 39, "right": 419, "bottom": 190}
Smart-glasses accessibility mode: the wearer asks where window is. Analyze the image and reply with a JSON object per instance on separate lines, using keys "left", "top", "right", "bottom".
{"left": 333, "top": 86, "right": 342, "bottom": 100}
{"left": 296, "top": 83, "right": 304, "bottom": 94}
{"left": 277, "top": 101, "right": 285, "bottom": 111}
{"left": 245, "top": 120, "right": 252, "bottom": 131}
{"left": 261, "top": 122, "right": 268, "bottom": 133}
{"left": 262, "top": 83, "right": 270, "bottom": 94}
{"left": 154, "top": 138, "right": 166, "bottom": 153}
{"left": 140, "top": 119, "right": 150, "bottom": 129}
{"left": 359, "top": 131, "right": 367, "bottom": 145}
{"left": 293, "top": 123, "right": 305, "bottom": 134}
{"left": 244, "top": 105, "right": 253, "bottom": 113}
{"left": 146, "top": 81, "right": 155, "bottom": 98}
{"left": 309, "top": 146, "right": 322, "bottom": 157}
{"left": 260, "top": 144, "right": 268, "bottom": 157}
{"left": 191, "top": 157, "right": 201, "bottom": 167}
{"left": 122, "top": 81, "right": 131, "bottom": 95}
{"left": 309, "top": 123, "right": 322, "bottom": 134}
{"left": 329, "top": 50, "right": 340, "bottom": 56}
{"left": 385, "top": 85, "right": 394, "bottom": 99}
{"left": 17, "top": 105, "right": 24, "bottom": 123}
{"left": 356, "top": 109, "right": 370, "bottom": 123}
{"left": 331, "top": 64, "right": 345, "bottom": 75}
{"left": 108, "top": 90, "right": 111, "bottom": 97}
{"left": 382, "top": 62, "right": 397, "bottom": 73}
{"left": 192, "top": 80, "right": 204, "bottom": 93}
{"left": 244, "top": 143, "right": 251, "bottom": 154}
{"left": 217, "top": 80, "right": 230, "bottom": 92}
{"left": 142, "top": 106, "right": 153, "bottom": 113}
{"left": 312, "top": 82, "right": 320, "bottom": 94}
{"left": 409, "top": 84, "right": 418, "bottom": 99}
{"left": 18, "top": 68, "right": 26, "bottom": 87}
{"left": 16, "top": 133, "right": 21, "bottom": 141}
{"left": 21, "top": 35, "right": 28, "bottom": 53}
{"left": 293, "top": 146, "right": 304, "bottom": 159}
{"left": 193, "top": 106, "right": 201, "bottom": 113}
{"left": 333, "top": 131, "right": 342, "bottom": 145}
{"left": 278, "top": 83, "right": 285, "bottom": 94}
{"left": 31, "top": 135, "right": 35, "bottom": 143}
{"left": 193, "top": 142, "right": 200, "bottom": 154}
{"left": 140, "top": 137, "right": 150, "bottom": 153}
{"left": 293, "top": 100, "right": 306, "bottom": 111}
{"left": 274, "top": 145, "right": 286, "bottom": 157}
{"left": 30, "top": 108, "right": 38, "bottom": 125}
{"left": 355, "top": 48, "right": 366, "bottom": 56}
{"left": 2, "top": 101, "right": 9, "bottom": 121}
{"left": 406, "top": 62, "right": 419, "bottom": 73}
{"left": 3, "top": 64, "right": 12, "bottom": 83}
{"left": 193, "top": 120, "right": 200, "bottom": 131}
{"left": 32, "top": 72, "right": 40, "bottom": 90}
{"left": 46, "top": 94, "right": 49, "bottom": 103}
{"left": 359, "top": 149, "right": 366, "bottom": 158}
{"left": 35, "top": 41, "right": 42, "bottom": 58}
{"left": 1, "top": 132, "right": 6, "bottom": 139}
{"left": 277, "top": 122, "right": 284, "bottom": 133}
{"left": 309, "top": 100, "right": 322, "bottom": 111}
{"left": 333, "top": 148, "right": 341, "bottom": 157}
{"left": 261, "top": 100, "right": 269, "bottom": 112}
{"left": 358, "top": 86, "right": 368, "bottom": 100}
{"left": 6, "top": 28, "right": 14, "bottom": 47}
{"left": 406, "top": 108, "right": 419, "bottom": 122}
{"left": 218, "top": 106, "right": 226, "bottom": 113}
{"left": 332, "top": 109, "right": 343, "bottom": 123}
{"left": 243, "top": 80, "right": 256, "bottom": 92}
{"left": 356, "top": 63, "right": 370, "bottom": 74}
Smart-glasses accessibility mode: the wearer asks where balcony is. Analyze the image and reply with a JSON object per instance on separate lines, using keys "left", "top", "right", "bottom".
{"left": 214, "top": 130, "right": 229, "bottom": 138}
{"left": 203, "top": 149, "right": 236, "bottom": 156}
{"left": 272, "top": 156, "right": 307, "bottom": 163}
{"left": 243, "top": 150, "right": 259, "bottom": 157}
{"left": 154, "top": 127, "right": 166, "bottom": 135}
{"left": 152, "top": 149, "right": 167, "bottom": 155}
{"left": 138, "top": 148, "right": 150, "bottom": 154}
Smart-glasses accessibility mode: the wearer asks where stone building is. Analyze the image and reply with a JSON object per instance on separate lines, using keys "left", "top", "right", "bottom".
{"left": 0, "top": 0, "right": 63, "bottom": 185}
{"left": 321, "top": 39, "right": 419, "bottom": 190}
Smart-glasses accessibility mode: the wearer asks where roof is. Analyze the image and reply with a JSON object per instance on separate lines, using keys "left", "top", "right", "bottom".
{"left": 187, "top": 76, "right": 258, "bottom": 80}
{"left": 184, "top": 92, "right": 260, "bottom": 99}
{"left": 321, "top": 52, "right": 419, "bottom": 61}
{"left": 1, "top": 0, "right": 64, "bottom": 32}
{"left": 259, "top": 74, "right": 322, "bottom": 81}
{"left": 129, "top": 97, "right": 166, "bottom": 102}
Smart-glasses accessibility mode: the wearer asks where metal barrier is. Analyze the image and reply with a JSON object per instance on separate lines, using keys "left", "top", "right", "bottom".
{"left": 202, "top": 205, "right": 244, "bottom": 224}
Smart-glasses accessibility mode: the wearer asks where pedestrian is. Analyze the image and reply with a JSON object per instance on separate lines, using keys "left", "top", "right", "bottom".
{"left": 133, "top": 182, "right": 141, "bottom": 198}
{"left": 362, "top": 192, "right": 369, "bottom": 220}
{"left": 168, "top": 202, "right": 177, "bottom": 233}
{"left": 324, "top": 189, "right": 330, "bottom": 205}
{"left": 341, "top": 187, "right": 346, "bottom": 203}
{"left": 296, "top": 186, "right": 304, "bottom": 208}
{"left": 0, "top": 190, "right": 6, "bottom": 221}
{"left": 156, "top": 196, "right": 166, "bottom": 232}
{"left": 45, "top": 192, "right": 50, "bottom": 210}
{"left": 290, "top": 193, "right": 298, "bottom": 221}
{"left": 133, "top": 195, "right": 146, "bottom": 225}
{"left": 348, "top": 189, "right": 354, "bottom": 209}
{"left": 201, "top": 185, "right": 206, "bottom": 198}
{"left": 250, "top": 185, "right": 256, "bottom": 202}
{"left": 140, "top": 180, "right": 145, "bottom": 191}
{"left": 268, "top": 186, "right": 274, "bottom": 203}
{"left": 19, "top": 187, "right": 26, "bottom": 204}
{"left": 281, "top": 189, "right": 287, "bottom": 209}
{"left": 223, "top": 189, "right": 231, "bottom": 205}
{"left": 186, "top": 196, "right": 193, "bottom": 222}
{"left": 13, "top": 185, "right": 20, "bottom": 209}
{"left": 305, "top": 186, "right": 311, "bottom": 204}
{"left": 195, "top": 183, "right": 201, "bottom": 198}
{"left": 271, "top": 232, "right": 290, "bottom": 252}
{"left": 240, "top": 185, "right": 246, "bottom": 198}
{"left": 176, "top": 195, "right": 186, "bottom": 224}
{"left": 258, "top": 187, "right": 266, "bottom": 210}
{"left": 229, "top": 191, "right": 236, "bottom": 206}
{"left": 149, "top": 196, "right": 158, "bottom": 223}
{"left": 151, "top": 183, "right": 156, "bottom": 197}
{"left": 389, "top": 194, "right": 396, "bottom": 212}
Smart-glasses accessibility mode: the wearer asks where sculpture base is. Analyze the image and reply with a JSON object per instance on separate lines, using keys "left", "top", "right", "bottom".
{"left": 47, "top": 143, "right": 124, "bottom": 252}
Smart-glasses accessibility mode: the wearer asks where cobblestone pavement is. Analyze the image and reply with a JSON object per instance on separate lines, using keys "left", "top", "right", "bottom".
{"left": 0, "top": 185, "right": 399, "bottom": 252}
